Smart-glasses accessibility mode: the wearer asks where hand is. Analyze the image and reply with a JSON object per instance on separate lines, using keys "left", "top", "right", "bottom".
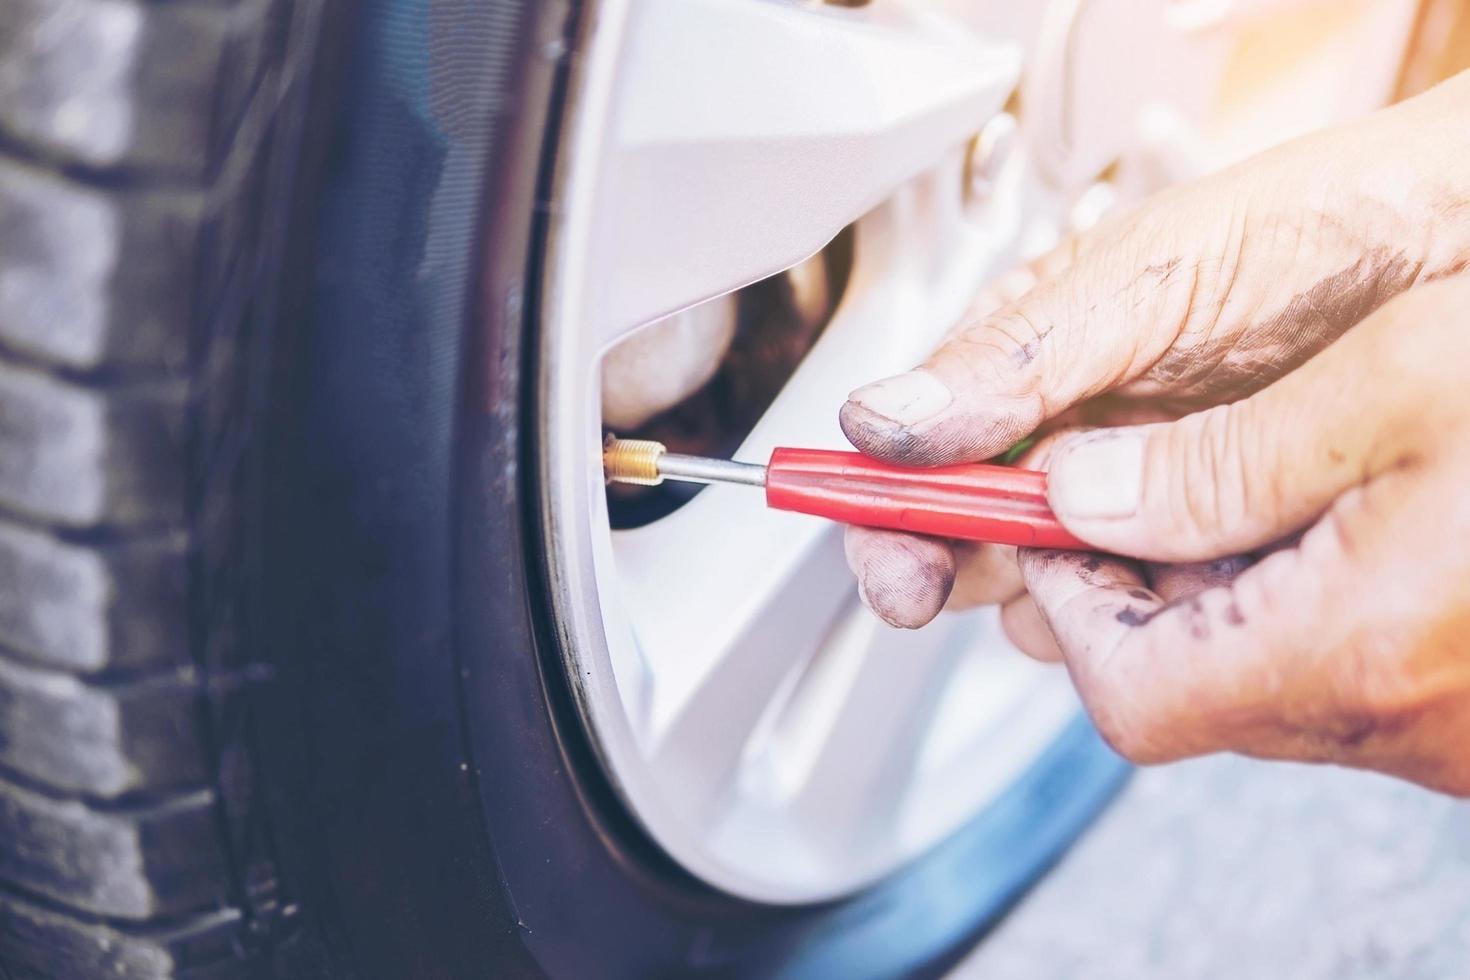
{"left": 842, "top": 72, "right": 1470, "bottom": 629}
{"left": 839, "top": 73, "right": 1470, "bottom": 794}
{"left": 1021, "top": 277, "right": 1470, "bottom": 794}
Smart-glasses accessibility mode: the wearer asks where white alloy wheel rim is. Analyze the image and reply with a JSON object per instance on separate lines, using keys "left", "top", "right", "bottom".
{"left": 537, "top": 0, "right": 1085, "bottom": 904}
{"left": 534, "top": 0, "right": 1429, "bottom": 904}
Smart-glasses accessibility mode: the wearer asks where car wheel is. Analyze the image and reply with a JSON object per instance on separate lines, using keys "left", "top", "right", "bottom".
{"left": 0, "top": 0, "right": 1174, "bottom": 976}
{"left": 278, "top": 1, "right": 1129, "bottom": 976}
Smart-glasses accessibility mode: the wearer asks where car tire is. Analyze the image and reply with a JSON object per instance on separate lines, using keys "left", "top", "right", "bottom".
{"left": 0, "top": 1, "right": 1128, "bottom": 977}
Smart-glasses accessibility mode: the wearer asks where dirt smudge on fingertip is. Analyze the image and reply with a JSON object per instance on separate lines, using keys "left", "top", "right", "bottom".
{"left": 1115, "top": 606, "right": 1152, "bottom": 627}
{"left": 1183, "top": 596, "right": 1209, "bottom": 640}
{"left": 838, "top": 401, "right": 1034, "bottom": 468}
{"left": 856, "top": 534, "right": 956, "bottom": 630}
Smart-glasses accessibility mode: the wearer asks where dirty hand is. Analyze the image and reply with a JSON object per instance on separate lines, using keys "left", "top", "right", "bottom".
{"left": 840, "top": 74, "right": 1470, "bottom": 793}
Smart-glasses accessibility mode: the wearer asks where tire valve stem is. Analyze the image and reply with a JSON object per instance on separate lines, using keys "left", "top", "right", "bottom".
{"left": 600, "top": 435, "right": 1088, "bottom": 549}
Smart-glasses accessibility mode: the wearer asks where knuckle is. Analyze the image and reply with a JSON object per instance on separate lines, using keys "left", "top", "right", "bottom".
{"left": 1218, "top": 398, "right": 1284, "bottom": 533}
{"left": 1315, "top": 485, "right": 1379, "bottom": 567}
{"left": 1323, "top": 504, "right": 1364, "bottom": 566}
{"left": 1153, "top": 410, "right": 1227, "bottom": 548}
{"left": 1305, "top": 638, "right": 1422, "bottom": 754}
{"left": 1154, "top": 401, "right": 1276, "bottom": 551}
{"left": 950, "top": 309, "right": 1050, "bottom": 380}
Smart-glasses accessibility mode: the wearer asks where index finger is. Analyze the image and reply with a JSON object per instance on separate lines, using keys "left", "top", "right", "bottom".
{"left": 838, "top": 101, "right": 1466, "bottom": 467}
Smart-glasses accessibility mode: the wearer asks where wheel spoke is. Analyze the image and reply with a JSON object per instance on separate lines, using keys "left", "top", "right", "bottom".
{"left": 766, "top": 606, "right": 968, "bottom": 851}
{"left": 619, "top": 516, "right": 851, "bottom": 824}
{"left": 722, "top": 144, "right": 1036, "bottom": 460}
{"left": 581, "top": 0, "right": 1021, "bottom": 344}
{"left": 893, "top": 615, "right": 1081, "bottom": 848}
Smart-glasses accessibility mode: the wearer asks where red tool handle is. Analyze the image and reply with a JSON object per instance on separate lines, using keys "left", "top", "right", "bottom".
{"left": 764, "top": 448, "right": 1087, "bottom": 549}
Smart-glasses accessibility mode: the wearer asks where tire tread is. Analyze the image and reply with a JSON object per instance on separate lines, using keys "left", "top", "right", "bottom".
{"left": 0, "top": 0, "right": 324, "bottom": 972}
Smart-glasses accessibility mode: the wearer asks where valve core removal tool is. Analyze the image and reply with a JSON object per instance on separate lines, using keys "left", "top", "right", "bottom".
{"left": 602, "top": 437, "right": 1085, "bottom": 549}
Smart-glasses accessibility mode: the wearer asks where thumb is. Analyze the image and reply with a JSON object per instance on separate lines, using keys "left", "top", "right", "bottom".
{"left": 1043, "top": 286, "right": 1435, "bottom": 562}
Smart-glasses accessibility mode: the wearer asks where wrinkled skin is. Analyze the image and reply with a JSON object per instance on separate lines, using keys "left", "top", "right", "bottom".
{"left": 840, "top": 71, "right": 1470, "bottom": 795}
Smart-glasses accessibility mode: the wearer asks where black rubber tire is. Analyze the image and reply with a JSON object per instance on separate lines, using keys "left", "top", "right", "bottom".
{"left": 264, "top": 1, "right": 1126, "bottom": 977}
{"left": 0, "top": 0, "right": 337, "bottom": 976}
{"left": 0, "top": 1, "right": 1127, "bottom": 977}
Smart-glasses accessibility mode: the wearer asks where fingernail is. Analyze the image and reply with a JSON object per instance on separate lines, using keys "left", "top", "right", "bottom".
{"left": 846, "top": 370, "right": 953, "bottom": 427}
{"left": 1049, "top": 431, "right": 1145, "bottom": 519}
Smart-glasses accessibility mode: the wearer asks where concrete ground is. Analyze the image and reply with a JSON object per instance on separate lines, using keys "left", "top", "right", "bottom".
{"left": 952, "top": 755, "right": 1470, "bottom": 979}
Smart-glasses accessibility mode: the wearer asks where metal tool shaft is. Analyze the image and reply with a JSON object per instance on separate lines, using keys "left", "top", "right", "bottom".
{"left": 657, "top": 452, "right": 767, "bottom": 487}
{"left": 603, "top": 437, "right": 1084, "bottom": 549}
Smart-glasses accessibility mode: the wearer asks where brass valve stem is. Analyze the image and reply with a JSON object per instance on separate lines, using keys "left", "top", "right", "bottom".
{"left": 602, "top": 436, "right": 666, "bottom": 486}
{"left": 603, "top": 436, "right": 767, "bottom": 488}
